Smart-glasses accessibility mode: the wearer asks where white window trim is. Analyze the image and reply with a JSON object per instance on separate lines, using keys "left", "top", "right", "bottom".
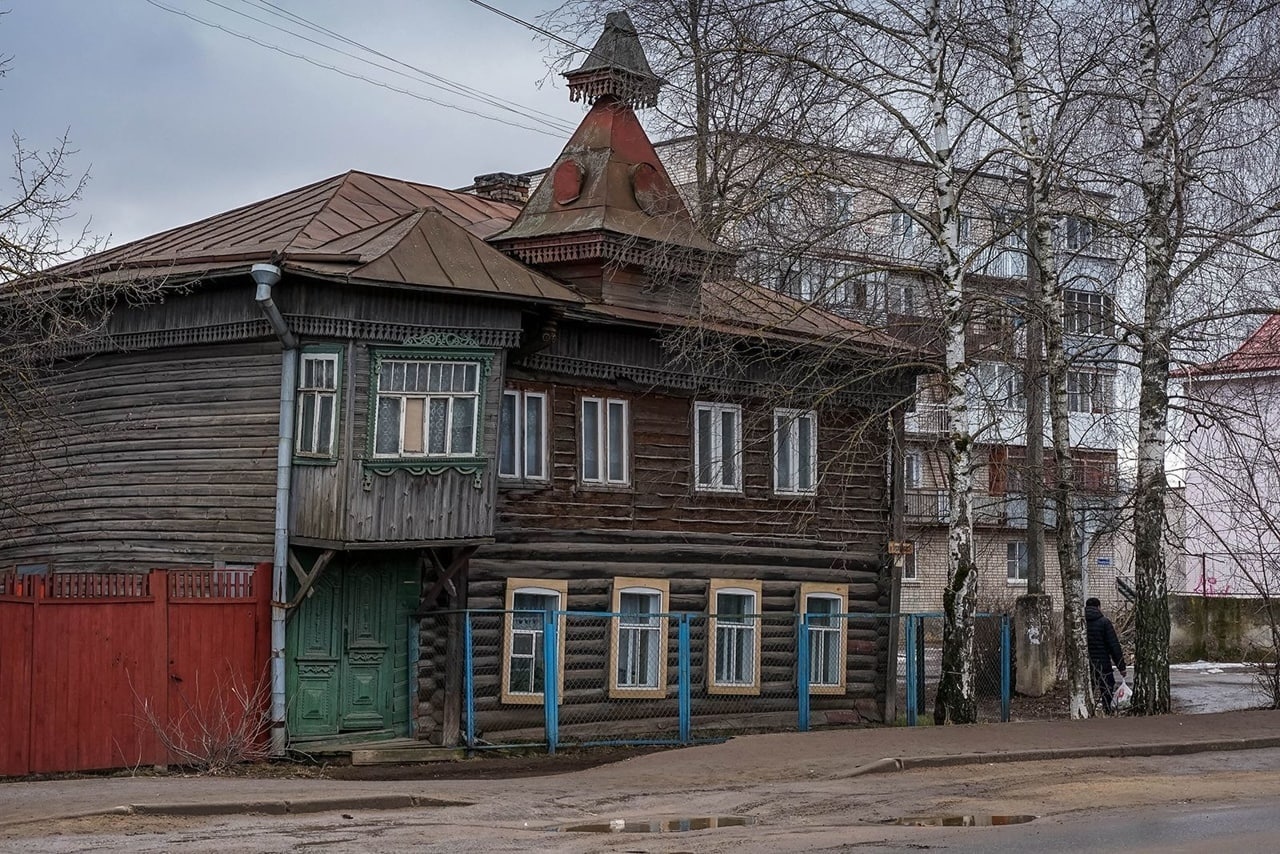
{"left": 773, "top": 408, "right": 818, "bottom": 495}
{"left": 372, "top": 358, "right": 482, "bottom": 460}
{"left": 900, "top": 544, "right": 919, "bottom": 584}
{"left": 800, "top": 583, "right": 848, "bottom": 695}
{"left": 904, "top": 451, "right": 923, "bottom": 490}
{"left": 296, "top": 351, "right": 341, "bottom": 459}
{"left": 608, "top": 578, "right": 670, "bottom": 699}
{"left": 501, "top": 579, "right": 568, "bottom": 705}
{"left": 707, "top": 579, "right": 763, "bottom": 695}
{"left": 694, "top": 401, "right": 743, "bottom": 493}
{"left": 580, "top": 396, "right": 630, "bottom": 486}
{"left": 1007, "top": 541, "right": 1029, "bottom": 585}
{"left": 498, "top": 389, "right": 549, "bottom": 481}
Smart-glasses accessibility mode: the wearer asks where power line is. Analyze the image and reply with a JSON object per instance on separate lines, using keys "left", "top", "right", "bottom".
{"left": 143, "top": 0, "right": 572, "bottom": 139}
{"left": 228, "top": 0, "right": 577, "bottom": 132}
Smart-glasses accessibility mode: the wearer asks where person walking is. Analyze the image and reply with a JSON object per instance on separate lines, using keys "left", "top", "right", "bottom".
{"left": 1085, "top": 596, "right": 1127, "bottom": 713}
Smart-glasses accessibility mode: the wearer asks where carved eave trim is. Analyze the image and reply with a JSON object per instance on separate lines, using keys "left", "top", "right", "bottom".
{"left": 566, "top": 68, "right": 662, "bottom": 109}
{"left": 497, "top": 233, "right": 734, "bottom": 279}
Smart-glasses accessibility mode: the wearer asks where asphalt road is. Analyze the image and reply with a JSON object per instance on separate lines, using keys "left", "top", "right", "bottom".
{"left": 7, "top": 748, "right": 1280, "bottom": 852}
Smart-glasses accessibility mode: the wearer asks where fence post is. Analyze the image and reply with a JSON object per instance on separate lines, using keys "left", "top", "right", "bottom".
{"left": 678, "top": 614, "right": 691, "bottom": 744}
{"left": 543, "top": 612, "right": 559, "bottom": 755}
{"left": 463, "top": 612, "right": 475, "bottom": 750}
{"left": 904, "top": 615, "right": 917, "bottom": 727}
{"left": 914, "top": 615, "right": 926, "bottom": 719}
{"left": 1000, "top": 614, "right": 1012, "bottom": 722}
{"left": 797, "top": 614, "right": 811, "bottom": 732}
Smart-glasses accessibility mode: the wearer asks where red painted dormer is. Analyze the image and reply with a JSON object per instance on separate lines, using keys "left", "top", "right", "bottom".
{"left": 491, "top": 11, "right": 731, "bottom": 310}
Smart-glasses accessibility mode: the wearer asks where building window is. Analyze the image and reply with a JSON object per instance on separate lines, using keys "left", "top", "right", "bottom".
{"left": 980, "top": 362, "right": 1026, "bottom": 412}
{"left": 296, "top": 350, "right": 341, "bottom": 459}
{"left": 499, "top": 389, "right": 548, "bottom": 481}
{"left": 501, "top": 579, "right": 568, "bottom": 704}
{"left": 801, "top": 583, "right": 847, "bottom": 694}
{"left": 1064, "top": 216, "right": 1094, "bottom": 251}
{"left": 826, "top": 188, "right": 854, "bottom": 224}
{"left": 581, "top": 397, "right": 629, "bottom": 485}
{"left": 774, "top": 409, "right": 817, "bottom": 495}
{"left": 708, "top": 580, "right": 762, "bottom": 694}
{"left": 372, "top": 358, "right": 481, "bottom": 459}
{"left": 694, "top": 402, "right": 742, "bottom": 492}
{"left": 890, "top": 209, "right": 916, "bottom": 240}
{"left": 904, "top": 450, "right": 923, "bottom": 489}
{"left": 610, "top": 578, "right": 669, "bottom": 698}
{"left": 1063, "top": 289, "right": 1114, "bottom": 336}
{"left": 1067, "top": 370, "right": 1112, "bottom": 414}
{"left": 1007, "top": 541, "right": 1029, "bottom": 584}
{"left": 901, "top": 545, "right": 919, "bottom": 583}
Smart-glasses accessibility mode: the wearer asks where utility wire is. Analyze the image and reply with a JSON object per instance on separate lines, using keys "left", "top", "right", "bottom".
{"left": 143, "top": 0, "right": 571, "bottom": 138}
{"left": 228, "top": 0, "right": 577, "bottom": 132}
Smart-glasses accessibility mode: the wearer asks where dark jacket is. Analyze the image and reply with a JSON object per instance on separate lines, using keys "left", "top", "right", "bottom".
{"left": 1085, "top": 605, "right": 1126, "bottom": 672}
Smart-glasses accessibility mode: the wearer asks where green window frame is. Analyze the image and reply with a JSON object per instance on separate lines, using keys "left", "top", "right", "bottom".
{"left": 366, "top": 348, "right": 492, "bottom": 472}
{"left": 295, "top": 346, "right": 344, "bottom": 463}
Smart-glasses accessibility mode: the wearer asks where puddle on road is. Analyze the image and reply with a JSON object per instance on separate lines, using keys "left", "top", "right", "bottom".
{"left": 558, "top": 816, "right": 756, "bottom": 833}
{"left": 888, "top": 814, "right": 1036, "bottom": 827}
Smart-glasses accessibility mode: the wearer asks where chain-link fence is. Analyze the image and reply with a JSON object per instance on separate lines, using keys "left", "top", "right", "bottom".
{"left": 421, "top": 609, "right": 1007, "bottom": 752}
{"left": 897, "top": 613, "right": 1012, "bottom": 725}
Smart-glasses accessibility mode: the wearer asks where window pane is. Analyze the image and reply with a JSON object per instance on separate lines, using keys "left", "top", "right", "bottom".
{"left": 298, "top": 393, "right": 316, "bottom": 454}
{"left": 525, "top": 395, "right": 544, "bottom": 478}
{"left": 776, "top": 416, "right": 793, "bottom": 490}
{"left": 451, "top": 397, "right": 476, "bottom": 455}
{"left": 427, "top": 362, "right": 443, "bottom": 392}
{"left": 717, "top": 592, "right": 749, "bottom": 618}
{"left": 697, "top": 409, "right": 713, "bottom": 485}
{"left": 798, "top": 415, "right": 814, "bottom": 490}
{"left": 374, "top": 397, "right": 401, "bottom": 455}
{"left": 316, "top": 394, "right": 334, "bottom": 455}
{"left": 403, "top": 397, "right": 426, "bottom": 454}
{"left": 720, "top": 410, "right": 738, "bottom": 486}
{"left": 582, "top": 400, "right": 600, "bottom": 480}
{"left": 607, "top": 401, "right": 626, "bottom": 481}
{"left": 324, "top": 358, "right": 337, "bottom": 389}
{"left": 427, "top": 398, "right": 449, "bottom": 455}
{"left": 499, "top": 392, "right": 517, "bottom": 476}
{"left": 391, "top": 361, "right": 406, "bottom": 392}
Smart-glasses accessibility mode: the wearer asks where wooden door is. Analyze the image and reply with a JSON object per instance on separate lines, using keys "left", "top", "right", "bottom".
{"left": 338, "top": 563, "right": 394, "bottom": 731}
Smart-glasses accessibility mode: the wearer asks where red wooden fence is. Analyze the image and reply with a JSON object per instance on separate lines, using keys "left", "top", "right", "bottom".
{"left": 0, "top": 565, "right": 271, "bottom": 777}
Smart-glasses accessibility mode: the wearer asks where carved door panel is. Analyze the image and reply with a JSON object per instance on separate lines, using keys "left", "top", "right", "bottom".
{"left": 287, "top": 568, "right": 343, "bottom": 738}
{"left": 338, "top": 564, "right": 393, "bottom": 731}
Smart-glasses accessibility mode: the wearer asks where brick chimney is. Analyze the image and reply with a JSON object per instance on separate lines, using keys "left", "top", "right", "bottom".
{"left": 471, "top": 172, "right": 531, "bottom": 205}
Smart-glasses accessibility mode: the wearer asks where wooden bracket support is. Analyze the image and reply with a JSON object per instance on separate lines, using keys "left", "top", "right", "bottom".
{"left": 285, "top": 548, "right": 336, "bottom": 617}
{"left": 419, "top": 545, "right": 477, "bottom": 613}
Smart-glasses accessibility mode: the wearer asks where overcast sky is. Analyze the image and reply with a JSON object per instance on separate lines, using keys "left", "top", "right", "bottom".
{"left": 2, "top": 0, "right": 588, "bottom": 249}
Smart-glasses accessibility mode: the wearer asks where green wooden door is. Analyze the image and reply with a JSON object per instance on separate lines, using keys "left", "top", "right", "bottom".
{"left": 287, "top": 556, "right": 417, "bottom": 741}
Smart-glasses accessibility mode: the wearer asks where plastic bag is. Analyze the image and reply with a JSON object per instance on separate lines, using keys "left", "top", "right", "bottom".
{"left": 1113, "top": 677, "right": 1132, "bottom": 710}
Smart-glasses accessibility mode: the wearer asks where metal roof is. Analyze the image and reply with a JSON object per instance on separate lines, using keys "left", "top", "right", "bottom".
{"left": 42, "top": 171, "right": 580, "bottom": 304}
{"left": 1183, "top": 314, "right": 1280, "bottom": 378}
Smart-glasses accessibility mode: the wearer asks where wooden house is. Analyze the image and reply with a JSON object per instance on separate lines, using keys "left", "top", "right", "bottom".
{"left": 0, "top": 12, "right": 915, "bottom": 750}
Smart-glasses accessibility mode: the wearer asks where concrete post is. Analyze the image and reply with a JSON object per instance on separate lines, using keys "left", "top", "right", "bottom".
{"left": 1015, "top": 592, "right": 1055, "bottom": 696}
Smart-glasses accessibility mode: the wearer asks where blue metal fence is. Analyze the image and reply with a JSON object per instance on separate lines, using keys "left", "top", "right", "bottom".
{"left": 437, "top": 609, "right": 1012, "bottom": 752}
{"left": 902, "top": 612, "right": 1011, "bottom": 726}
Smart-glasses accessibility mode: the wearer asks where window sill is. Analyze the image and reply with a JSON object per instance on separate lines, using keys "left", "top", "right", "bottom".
{"left": 576, "top": 481, "right": 634, "bottom": 493}
{"left": 773, "top": 489, "right": 818, "bottom": 499}
{"left": 693, "top": 486, "right": 744, "bottom": 496}
{"left": 294, "top": 457, "right": 339, "bottom": 467}
{"left": 497, "top": 476, "right": 551, "bottom": 489}
{"left": 1006, "top": 579, "right": 1029, "bottom": 586}
{"left": 901, "top": 578, "right": 922, "bottom": 585}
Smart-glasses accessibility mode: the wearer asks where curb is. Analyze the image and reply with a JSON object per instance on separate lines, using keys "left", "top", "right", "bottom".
{"left": 0, "top": 794, "right": 471, "bottom": 829}
{"left": 842, "top": 735, "right": 1280, "bottom": 778}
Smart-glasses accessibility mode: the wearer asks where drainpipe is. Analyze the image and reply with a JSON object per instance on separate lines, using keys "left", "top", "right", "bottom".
{"left": 252, "top": 262, "right": 296, "bottom": 756}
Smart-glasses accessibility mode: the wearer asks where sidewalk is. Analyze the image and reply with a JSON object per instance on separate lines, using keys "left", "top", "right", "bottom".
{"left": 2, "top": 709, "right": 1277, "bottom": 829}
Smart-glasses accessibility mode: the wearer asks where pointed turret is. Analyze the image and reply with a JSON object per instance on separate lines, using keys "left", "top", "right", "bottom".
{"left": 565, "top": 11, "right": 663, "bottom": 109}
{"left": 491, "top": 13, "right": 731, "bottom": 308}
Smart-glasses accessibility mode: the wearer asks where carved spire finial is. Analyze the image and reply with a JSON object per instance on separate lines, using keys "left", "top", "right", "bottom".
{"left": 565, "top": 11, "right": 663, "bottom": 109}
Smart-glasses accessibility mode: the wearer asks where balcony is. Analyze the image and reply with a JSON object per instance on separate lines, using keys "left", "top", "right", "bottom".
{"left": 974, "top": 246, "right": 1028, "bottom": 280}
{"left": 905, "top": 490, "right": 1059, "bottom": 529}
{"left": 905, "top": 489, "right": 950, "bottom": 525}
{"left": 905, "top": 403, "right": 951, "bottom": 436}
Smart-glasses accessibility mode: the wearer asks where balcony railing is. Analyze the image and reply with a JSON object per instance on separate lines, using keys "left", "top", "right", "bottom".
{"left": 905, "top": 490, "right": 1059, "bottom": 529}
{"left": 905, "top": 403, "right": 951, "bottom": 436}
{"left": 905, "top": 489, "right": 950, "bottom": 524}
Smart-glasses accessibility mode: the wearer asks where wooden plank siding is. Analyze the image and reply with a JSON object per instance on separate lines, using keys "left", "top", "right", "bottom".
{"left": 495, "top": 385, "right": 891, "bottom": 545}
{"left": 0, "top": 342, "right": 280, "bottom": 571}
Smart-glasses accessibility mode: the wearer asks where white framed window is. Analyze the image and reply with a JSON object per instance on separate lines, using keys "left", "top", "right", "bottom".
{"left": 708, "top": 580, "right": 762, "bottom": 694}
{"left": 581, "top": 397, "right": 629, "bottom": 485}
{"left": 901, "top": 545, "right": 919, "bottom": 583}
{"left": 1063, "top": 289, "right": 1114, "bottom": 337}
{"left": 800, "top": 583, "right": 847, "bottom": 694}
{"left": 373, "top": 359, "right": 481, "bottom": 459}
{"left": 904, "top": 451, "right": 923, "bottom": 490}
{"left": 890, "top": 209, "right": 916, "bottom": 240}
{"left": 498, "top": 389, "right": 548, "bottom": 481}
{"left": 501, "top": 579, "right": 568, "bottom": 704}
{"left": 296, "top": 350, "right": 340, "bottom": 458}
{"left": 1067, "top": 370, "right": 1112, "bottom": 414}
{"left": 774, "top": 409, "right": 817, "bottom": 495}
{"left": 1064, "top": 215, "right": 1094, "bottom": 251}
{"left": 1007, "top": 541, "right": 1029, "bottom": 584}
{"left": 609, "top": 578, "right": 669, "bottom": 698}
{"left": 826, "top": 188, "right": 854, "bottom": 224}
{"left": 694, "top": 402, "right": 743, "bottom": 492}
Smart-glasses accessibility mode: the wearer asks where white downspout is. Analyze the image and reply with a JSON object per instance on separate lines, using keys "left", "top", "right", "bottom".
{"left": 252, "top": 262, "right": 296, "bottom": 756}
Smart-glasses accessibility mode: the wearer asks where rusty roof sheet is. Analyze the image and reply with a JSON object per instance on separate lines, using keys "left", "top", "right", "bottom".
{"left": 1183, "top": 314, "right": 1280, "bottom": 378}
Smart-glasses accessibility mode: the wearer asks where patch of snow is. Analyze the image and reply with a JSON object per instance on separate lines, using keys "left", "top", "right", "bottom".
{"left": 1170, "top": 660, "right": 1256, "bottom": 671}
